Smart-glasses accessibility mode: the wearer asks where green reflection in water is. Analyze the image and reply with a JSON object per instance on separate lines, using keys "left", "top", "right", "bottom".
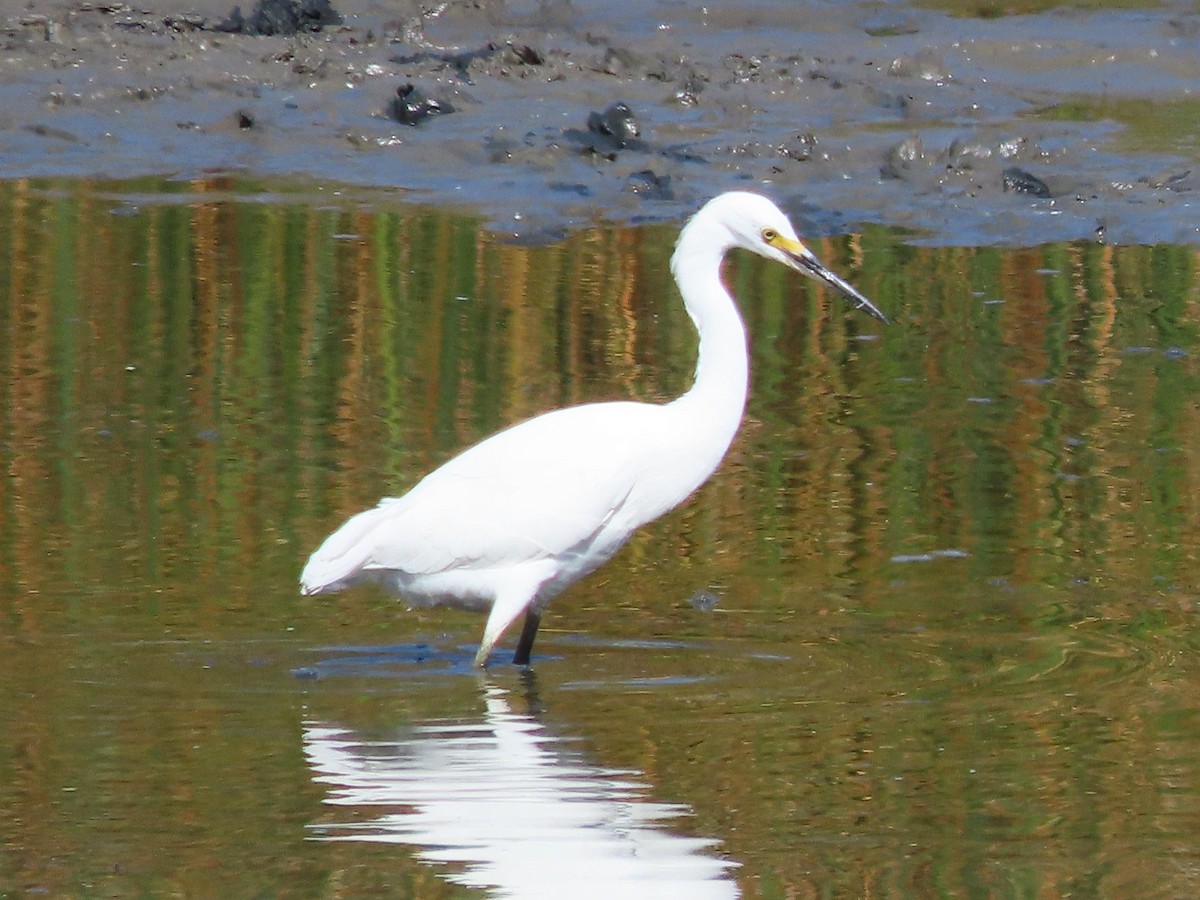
{"left": 1034, "top": 96, "right": 1200, "bottom": 156}
{"left": 0, "top": 177, "right": 1199, "bottom": 896}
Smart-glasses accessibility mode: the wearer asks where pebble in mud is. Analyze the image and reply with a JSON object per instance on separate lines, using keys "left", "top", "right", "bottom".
{"left": 391, "top": 84, "right": 453, "bottom": 126}
{"left": 1003, "top": 166, "right": 1052, "bottom": 198}
{"left": 880, "top": 135, "right": 926, "bottom": 180}
{"left": 778, "top": 132, "right": 821, "bottom": 163}
{"left": 560, "top": 102, "right": 651, "bottom": 161}
{"left": 586, "top": 102, "right": 642, "bottom": 151}
{"left": 887, "top": 49, "right": 952, "bottom": 83}
{"left": 214, "top": 0, "right": 342, "bottom": 36}
{"left": 671, "top": 72, "right": 706, "bottom": 107}
{"left": 624, "top": 169, "right": 672, "bottom": 200}
{"left": 601, "top": 47, "right": 641, "bottom": 77}
{"left": 506, "top": 44, "right": 544, "bottom": 67}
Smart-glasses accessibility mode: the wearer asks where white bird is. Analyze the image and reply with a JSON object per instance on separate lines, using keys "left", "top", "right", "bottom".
{"left": 301, "top": 191, "right": 888, "bottom": 667}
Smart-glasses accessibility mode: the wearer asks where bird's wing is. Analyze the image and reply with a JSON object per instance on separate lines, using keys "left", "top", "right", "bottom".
{"left": 301, "top": 402, "right": 657, "bottom": 591}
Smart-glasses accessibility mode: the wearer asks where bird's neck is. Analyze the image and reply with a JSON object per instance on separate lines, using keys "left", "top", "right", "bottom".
{"left": 669, "top": 247, "right": 750, "bottom": 458}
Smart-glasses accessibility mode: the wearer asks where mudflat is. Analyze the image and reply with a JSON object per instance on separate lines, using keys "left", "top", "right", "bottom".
{"left": 2, "top": 0, "right": 1197, "bottom": 244}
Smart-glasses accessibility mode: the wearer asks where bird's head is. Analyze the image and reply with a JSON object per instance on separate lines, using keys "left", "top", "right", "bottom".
{"left": 682, "top": 191, "right": 889, "bottom": 324}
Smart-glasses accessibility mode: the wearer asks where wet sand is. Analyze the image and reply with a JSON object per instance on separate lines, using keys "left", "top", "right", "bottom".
{"left": 2, "top": 0, "right": 1197, "bottom": 245}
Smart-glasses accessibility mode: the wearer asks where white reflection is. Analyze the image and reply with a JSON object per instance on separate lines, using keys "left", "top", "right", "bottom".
{"left": 303, "top": 682, "right": 738, "bottom": 898}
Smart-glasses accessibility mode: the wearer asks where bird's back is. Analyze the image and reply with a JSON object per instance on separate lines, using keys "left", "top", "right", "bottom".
{"left": 299, "top": 397, "right": 719, "bottom": 604}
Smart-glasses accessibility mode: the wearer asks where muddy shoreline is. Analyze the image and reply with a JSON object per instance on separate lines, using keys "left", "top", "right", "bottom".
{"left": 2, "top": 0, "right": 1197, "bottom": 245}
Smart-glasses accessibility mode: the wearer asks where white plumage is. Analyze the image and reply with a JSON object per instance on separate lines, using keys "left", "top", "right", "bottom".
{"left": 301, "top": 191, "right": 888, "bottom": 666}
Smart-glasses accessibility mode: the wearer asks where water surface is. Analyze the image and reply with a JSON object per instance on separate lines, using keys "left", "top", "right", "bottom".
{"left": 1, "top": 177, "right": 1199, "bottom": 896}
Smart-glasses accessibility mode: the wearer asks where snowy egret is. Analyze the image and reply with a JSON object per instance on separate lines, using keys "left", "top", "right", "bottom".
{"left": 301, "top": 191, "right": 888, "bottom": 667}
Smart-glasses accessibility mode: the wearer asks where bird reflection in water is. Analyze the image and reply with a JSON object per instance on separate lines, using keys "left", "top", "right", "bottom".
{"left": 303, "top": 677, "right": 738, "bottom": 898}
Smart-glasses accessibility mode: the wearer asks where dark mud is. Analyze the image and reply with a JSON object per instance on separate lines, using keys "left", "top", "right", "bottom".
{"left": 1, "top": 0, "right": 1197, "bottom": 245}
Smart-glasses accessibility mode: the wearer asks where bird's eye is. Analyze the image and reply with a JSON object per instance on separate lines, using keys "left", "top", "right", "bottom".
{"left": 761, "top": 228, "right": 778, "bottom": 243}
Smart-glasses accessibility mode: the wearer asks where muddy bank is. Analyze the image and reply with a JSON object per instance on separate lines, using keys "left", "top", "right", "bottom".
{"left": 1, "top": 0, "right": 1197, "bottom": 245}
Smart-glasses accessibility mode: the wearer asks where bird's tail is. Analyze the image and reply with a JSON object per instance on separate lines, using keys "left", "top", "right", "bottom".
{"left": 299, "top": 501, "right": 395, "bottom": 595}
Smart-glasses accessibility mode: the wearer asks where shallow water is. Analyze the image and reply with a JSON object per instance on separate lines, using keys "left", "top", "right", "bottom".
{"left": 2, "top": 177, "right": 1200, "bottom": 896}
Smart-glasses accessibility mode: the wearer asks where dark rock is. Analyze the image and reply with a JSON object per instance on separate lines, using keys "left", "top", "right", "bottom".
{"left": 215, "top": 0, "right": 342, "bottom": 36}
{"left": 506, "top": 44, "right": 544, "bottom": 66}
{"left": 563, "top": 102, "right": 647, "bottom": 160}
{"left": 587, "top": 102, "right": 640, "bottom": 148}
{"left": 624, "top": 169, "right": 672, "bottom": 199}
{"left": 391, "top": 83, "right": 453, "bottom": 126}
{"left": 1002, "top": 166, "right": 1051, "bottom": 197}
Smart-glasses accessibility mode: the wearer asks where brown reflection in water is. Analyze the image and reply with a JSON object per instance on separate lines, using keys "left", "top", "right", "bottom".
{"left": 190, "top": 180, "right": 222, "bottom": 537}
{"left": 3, "top": 182, "right": 50, "bottom": 610}
{"left": 2, "top": 177, "right": 1198, "bottom": 609}
{"left": 0, "top": 179, "right": 1198, "bottom": 604}
{"left": 0, "top": 179, "right": 1199, "bottom": 896}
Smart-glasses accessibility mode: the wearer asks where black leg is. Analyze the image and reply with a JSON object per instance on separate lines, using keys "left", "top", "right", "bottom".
{"left": 512, "top": 609, "right": 542, "bottom": 666}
